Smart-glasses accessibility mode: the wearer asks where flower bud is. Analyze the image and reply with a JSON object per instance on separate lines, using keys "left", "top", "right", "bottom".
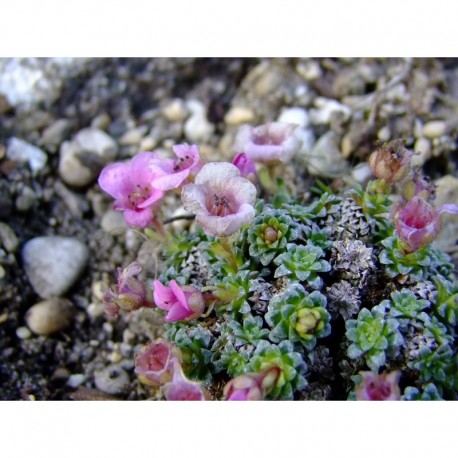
{"left": 368, "top": 140, "right": 414, "bottom": 183}
{"left": 135, "top": 338, "right": 183, "bottom": 387}
{"left": 232, "top": 152, "right": 258, "bottom": 185}
{"left": 223, "top": 367, "right": 281, "bottom": 401}
{"left": 102, "top": 262, "right": 155, "bottom": 317}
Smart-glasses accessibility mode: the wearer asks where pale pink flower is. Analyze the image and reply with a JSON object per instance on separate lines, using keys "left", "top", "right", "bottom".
{"left": 181, "top": 162, "right": 257, "bottom": 237}
{"left": 103, "top": 261, "right": 154, "bottom": 318}
{"left": 355, "top": 371, "right": 401, "bottom": 401}
{"left": 232, "top": 152, "right": 258, "bottom": 185}
{"left": 98, "top": 152, "right": 164, "bottom": 228}
{"left": 135, "top": 338, "right": 183, "bottom": 387}
{"left": 401, "top": 168, "right": 436, "bottom": 202}
{"left": 153, "top": 279, "right": 205, "bottom": 322}
{"left": 223, "top": 367, "right": 280, "bottom": 401}
{"left": 394, "top": 196, "right": 458, "bottom": 252}
{"left": 163, "top": 361, "right": 209, "bottom": 401}
{"left": 149, "top": 144, "right": 203, "bottom": 191}
{"left": 233, "top": 122, "right": 302, "bottom": 163}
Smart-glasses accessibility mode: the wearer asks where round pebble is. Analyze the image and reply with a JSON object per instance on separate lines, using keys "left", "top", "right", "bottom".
{"left": 162, "top": 98, "right": 188, "bottom": 122}
{"left": 0, "top": 222, "right": 19, "bottom": 253}
{"left": 59, "top": 127, "right": 117, "bottom": 187}
{"left": 25, "top": 298, "right": 75, "bottom": 335}
{"left": 67, "top": 373, "right": 86, "bottom": 388}
{"left": 277, "top": 107, "right": 310, "bottom": 128}
{"left": 22, "top": 236, "right": 89, "bottom": 299}
{"left": 422, "top": 120, "right": 447, "bottom": 139}
{"left": 94, "top": 365, "right": 129, "bottom": 395}
{"left": 224, "top": 106, "right": 255, "bottom": 125}
{"left": 42, "top": 119, "right": 72, "bottom": 150}
{"left": 412, "top": 137, "right": 432, "bottom": 167}
{"left": 16, "top": 326, "right": 32, "bottom": 340}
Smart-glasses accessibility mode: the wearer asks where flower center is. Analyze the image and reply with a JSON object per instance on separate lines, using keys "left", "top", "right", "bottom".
{"left": 367, "top": 380, "right": 391, "bottom": 400}
{"left": 173, "top": 154, "right": 192, "bottom": 172}
{"left": 209, "top": 193, "right": 234, "bottom": 217}
{"left": 253, "top": 132, "right": 284, "bottom": 146}
{"left": 128, "top": 184, "right": 152, "bottom": 208}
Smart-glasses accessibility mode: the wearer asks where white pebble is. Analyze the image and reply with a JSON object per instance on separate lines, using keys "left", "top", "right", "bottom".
{"left": 224, "top": 106, "right": 255, "bottom": 125}
{"left": 422, "top": 120, "right": 447, "bottom": 139}
{"left": 277, "top": 107, "right": 310, "bottom": 128}
{"left": 162, "top": 98, "right": 188, "bottom": 122}
{"left": 7, "top": 137, "right": 47, "bottom": 174}
{"left": 16, "top": 326, "right": 32, "bottom": 340}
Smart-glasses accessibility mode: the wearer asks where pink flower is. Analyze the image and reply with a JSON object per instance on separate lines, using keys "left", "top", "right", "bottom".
{"left": 135, "top": 338, "right": 183, "bottom": 387}
{"left": 98, "top": 152, "right": 164, "bottom": 228}
{"left": 355, "top": 371, "right": 401, "bottom": 401}
{"left": 181, "top": 162, "right": 257, "bottom": 237}
{"left": 149, "top": 144, "right": 203, "bottom": 191}
{"left": 163, "top": 361, "right": 209, "bottom": 401}
{"left": 393, "top": 196, "right": 458, "bottom": 252}
{"left": 401, "top": 168, "right": 436, "bottom": 202}
{"left": 368, "top": 140, "right": 414, "bottom": 183}
{"left": 233, "top": 122, "right": 302, "bottom": 163}
{"left": 232, "top": 152, "right": 258, "bottom": 185}
{"left": 153, "top": 279, "right": 205, "bottom": 322}
{"left": 103, "top": 261, "right": 154, "bottom": 318}
{"left": 223, "top": 367, "right": 280, "bottom": 401}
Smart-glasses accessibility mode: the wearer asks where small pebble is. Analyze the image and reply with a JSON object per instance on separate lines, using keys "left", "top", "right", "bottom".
{"left": 0, "top": 222, "right": 19, "bottom": 253}
{"left": 87, "top": 302, "right": 105, "bottom": 319}
{"left": 22, "top": 236, "right": 89, "bottom": 299}
{"left": 303, "top": 131, "right": 349, "bottom": 177}
{"left": 91, "top": 113, "right": 111, "bottom": 131}
{"left": 277, "top": 107, "right": 310, "bottom": 128}
{"left": 422, "top": 120, "right": 447, "bottom": 139}
{"left": 101, "top": 210, "right": 127, "bottom": 233}
{"left": 6, "top": 137, "right": 47, "bottom": 174}
{"left": 108, "top": 352, "right": 123, "bottom": 364}
{"left": 94, "top": 365, "right": 129, "bottom": 395}
{"left": 118, "top": 128, "right": 145, "bottom": 146}
{"left": 67, "top": 373, "right": 86, "bottom": 388}
{"left": 162, "top": 98, "right": 188, "bottom": 122}
{"left": 184, "top": 100, "right": 214, "bottom": 143}
{"left": 224, "top": 106, "right": 255, "bottom": 125}
{"left": 377, "top": 126, "right": 391, "bottom": 142}
{"left": 59, "top": 127, "right": 117, "bottom": 187}
{"left": 16, "top": 326, "right": 32, "bottom": 340}
{"left": 412, "top": 137, "right": 432, "bottom": 167}
{"left": 42, "top": 119, "right": 72, "bottom": 150}
{"left": 15, "top": 186, "right": 37, "bottom": 212}
{"left": 296, "top": 60, "right": 322, "bottom": 80}
{"left": 309, "top": 97, "right": 351, "bottom": 125}
{"left": 351, "top": 162, "right": 373, "bottom": 184}
{"left": 25, "top": 298, "right": 75, "bottom": 335}
{"left": 139, "top": 136, "right": 157, "bottom": 151}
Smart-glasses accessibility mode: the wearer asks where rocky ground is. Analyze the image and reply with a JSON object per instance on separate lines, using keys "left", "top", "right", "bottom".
{"left": 0, "top": 57, "right": 457, "bottom": 400}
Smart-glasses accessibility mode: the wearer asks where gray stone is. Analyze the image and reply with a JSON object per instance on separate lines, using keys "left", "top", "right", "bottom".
{"left": 0, "top": 222, "right": 19, "bottom": 253}
{"left": 16, "top": 326, "right": 32, "bottom": 340}
{"left": 58, "top": 127, "right": 117, "bottom": 187}
{"left": 67, "top": 373, "right": 86, "bottom": 388}
{"left": 302, "top": 131, "right": 349, "bottom": 178}
{"left": 15, "top": 186, "right": 37, "bottom": 212}
{"left": 42, "top": 119, "right": 72, "bottom": 150}
{"left": 101, "top": 210, "right": 127, "bottom": 232}
{"left": 25, "top": 298, "right": 75, "bottom": 335}
{"left": 94, "top": 365, "right": 129, "bottom": 395}
{"left": 6, "top": 137, "right": 47, "bottom": 174}
{"left": 277, "top": 107, "right": 310, "bottom": 128}
{"left": 22, "top": 236, "right": 89, "bottom": 298}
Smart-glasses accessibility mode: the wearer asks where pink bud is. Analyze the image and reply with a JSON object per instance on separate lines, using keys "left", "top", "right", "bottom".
{"left": 355, "top": 371, "right": 401, "bottom": 401}
{"left": 102, "top": 262, "right": 155, "bottom": 317}
{"left": 232, "top": 152, "right": 258, "bottom": 185}
{"left": 223, "top": 367, "right": 280, "bottom": 401}
{"left": 135, "top": 338, "right": 183, "bottom": 387}
{"left": 153, "top": 279, "right": 205, "bottom": 322}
